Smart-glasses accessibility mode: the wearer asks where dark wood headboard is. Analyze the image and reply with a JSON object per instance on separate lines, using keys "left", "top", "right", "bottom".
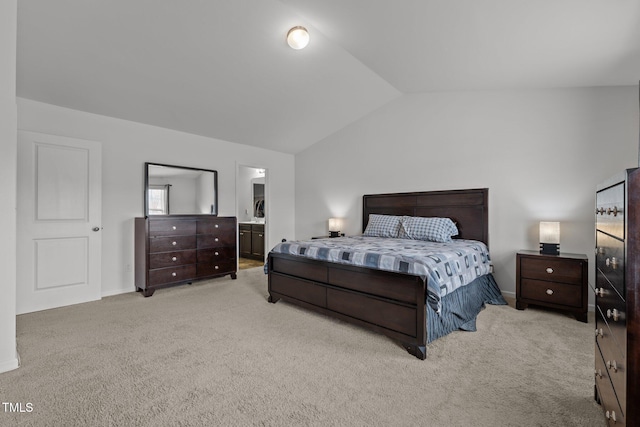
{"left": 362, "top": 188, "right": 489, "bottom": 246}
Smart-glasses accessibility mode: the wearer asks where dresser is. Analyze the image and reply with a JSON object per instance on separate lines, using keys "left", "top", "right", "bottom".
{"left": 135, "top": 216, "right": 237, "bottom": 297}
{"left": 594, "top": 169, "right": 640, "bottom": 426}
{"left": 515, "top": 250, "right": 588, "bottom": 322}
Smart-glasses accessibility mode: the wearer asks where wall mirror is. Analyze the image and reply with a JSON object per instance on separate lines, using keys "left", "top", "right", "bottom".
{"left": 145, "top": 162, "right": 218, "bottom": 216}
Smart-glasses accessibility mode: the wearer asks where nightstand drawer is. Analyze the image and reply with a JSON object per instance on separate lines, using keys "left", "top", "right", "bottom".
{"left": 520, "top": 279, "right": 582, "bottom": 308}
{"left": 520, "top": 257, "right": 583, "bottom": 285}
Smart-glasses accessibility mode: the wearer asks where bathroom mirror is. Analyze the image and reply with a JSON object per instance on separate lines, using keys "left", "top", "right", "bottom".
{"left": 145, "top": 162, "right": 218, "bottom": 216}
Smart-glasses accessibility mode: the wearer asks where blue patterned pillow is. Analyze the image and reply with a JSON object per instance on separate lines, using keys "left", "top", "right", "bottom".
{"left": 398, "top": 216, "right": 459, "bottom": 242}
{"left": 363, "top": 214, "right": 402, "bottom": 238}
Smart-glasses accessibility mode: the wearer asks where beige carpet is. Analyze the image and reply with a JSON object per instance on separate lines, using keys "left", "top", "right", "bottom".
{"left": 1, "top": 267, "right": 604, "bottom": 426}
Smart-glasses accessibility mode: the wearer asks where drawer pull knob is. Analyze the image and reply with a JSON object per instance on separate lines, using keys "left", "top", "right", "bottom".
{"left": 546, "top": 289, "right": 554, "bottom": 295}
{"left": 172, "top": 257, "right": 177, "bottom": 262}
{"left": 597, "top": 207, "right": 605, "bottom": 215}
{"left": 239, "top": 232, "right": 244, "bottom": 236}
{"left": 215, "top": 224, "right": 219, "bottom": 228}
{"left": 607, "top": 308, "right": 621, "bottom": 322}
{"left": 172, "top": 272, "right": 177, "bottom": 277}
{"left": 215, "top": 252, "right": 219, "bottom": 256}
{"left": 259, "top": 234, "right": 263, "bottom": 237}
{"left": 606, "top": 206, "right": 619, "bottom": 217}
{"left": 606, "top": 360, "right": 618, "bottom": 372}
{"left": 595, "top": 328, "right": 604, "bottom": 338}
{"left": 595, "top": 368, "right": 603, "bottom": 379}
{"left": 172, "top": 241, "right": 177, "bottom": 246}
{"left": 605, "top": 410, "right": 617, "bottom": 422}
{"left": 172, "top": 226, "right": 177, "bottom": 230}
{"left": 214, "top": 265, "right": 219, "bottom": 270}
{"left": 596, "top": 288, "right": 605, "bottom": 297}
{"left": 215, "top": 238, "right": 219, "bottom": 242}
{"left": 545, "top": 267, "right": 554, "bottom": 274}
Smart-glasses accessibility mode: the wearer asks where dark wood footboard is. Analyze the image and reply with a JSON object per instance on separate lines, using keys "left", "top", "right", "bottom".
{"left": 268, "top": 252, "right": 427, "bottom": 359}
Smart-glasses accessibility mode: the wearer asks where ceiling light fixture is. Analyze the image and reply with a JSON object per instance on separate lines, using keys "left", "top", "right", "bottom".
{"left": 286, "top": 26, "right": 309, "bottom": 50}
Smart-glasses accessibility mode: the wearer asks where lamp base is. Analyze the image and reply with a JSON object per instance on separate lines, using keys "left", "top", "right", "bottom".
{"left": 540, "top": 243, "right": 560, "bottom": 255}
{"left": 329, "top": 231, "right": 341, "bottom": 238}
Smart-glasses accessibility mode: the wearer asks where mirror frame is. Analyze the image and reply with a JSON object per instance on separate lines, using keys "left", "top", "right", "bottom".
{"left": 144, "top": 162, "right": 218, "bottom": 217}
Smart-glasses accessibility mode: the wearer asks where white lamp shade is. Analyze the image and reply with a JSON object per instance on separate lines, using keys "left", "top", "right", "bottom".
{"left": 539, "top": 221, "right": 560, "bottom": 244}
{"left": 328, "top": 218, "right": 343, "bottom": 232}
{"left": 287, "top": 26, "right": 310, "bottom": 50}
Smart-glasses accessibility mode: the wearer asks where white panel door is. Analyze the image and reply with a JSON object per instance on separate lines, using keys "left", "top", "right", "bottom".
{"left": 17, "top": 131, "right": 102, "bottom": 314}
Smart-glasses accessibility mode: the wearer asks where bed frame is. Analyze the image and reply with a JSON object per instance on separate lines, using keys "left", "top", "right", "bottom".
{"left": 267, "top": 188, "right": 489, "bottom": 359}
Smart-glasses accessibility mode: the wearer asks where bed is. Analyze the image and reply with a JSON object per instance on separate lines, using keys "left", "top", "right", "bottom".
{"left": 267, "top": 188, "right": 506, "bottom": 359}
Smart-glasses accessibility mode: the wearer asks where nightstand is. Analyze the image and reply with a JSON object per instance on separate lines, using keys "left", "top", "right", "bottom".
{"left": 516, "top": 250, "right": 588, "bottom": 322}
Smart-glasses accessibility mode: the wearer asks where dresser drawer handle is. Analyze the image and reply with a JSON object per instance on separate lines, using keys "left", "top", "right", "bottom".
{"left": 597, "top": 207, "right": 605, "bottom": 215}
{"left": 172, "top": 257, "right": 177, "bottom": 262}
{"left": 172, "top": 241, "right": 177, "bottom": 246}
{"left": 215, "top": 238, "right": 219, "bottom": 242}
{"left": 172, "top": 226, "right": 177, "bottom": 230}
{"left": 215, "top": 252, "right": 219, "bottom": 256}
{"left": 607, "top": 308, "right": 621, "bottom": 322}
{"left": 595, "top": 328, "right": 604, "bottom": 338}
{"left": 545, "top": 289, "right": 554, "bottom": 295}
{"left": 545, "top": 267, "right": 553, "bottom": 274}
{"left": 605, "top": 257, "right": 618, "bottom": 269}
{"left": 606, "top": 206, "right": 619, "bottom": 217}
{"left": 605, "top": 410, "right": 617, "bottom": 423}
{"left": 606, "top": 360, "right": 618, "bottom": 372}
{"left": 171, "top": 272, "right": 177, "bottom": 277}
{"left": 595, "top": 288, "right": 605, "bottom": 297}
{"left": 215, "top": 224, "right": 219, "bottom": 228}
{"left": 214, "top": 265, "right": 219, "bottom": 270}
{"left": 594, "top": 368, "right": 603, "bottom": 379}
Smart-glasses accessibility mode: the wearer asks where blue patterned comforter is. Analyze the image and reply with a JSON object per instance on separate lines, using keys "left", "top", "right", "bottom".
{"left": 269, "top": 236, "right": 492, "bottom": 313}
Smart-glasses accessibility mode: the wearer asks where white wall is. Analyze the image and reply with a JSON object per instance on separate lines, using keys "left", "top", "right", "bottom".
{"left": 18, "top": 98, "right": 295, "bottom": 297}
{"left": 0, "top": 0, "right": 18, "bottom": 374}
{"left": 294, "top": 86, "right": 639, "bottom": 302}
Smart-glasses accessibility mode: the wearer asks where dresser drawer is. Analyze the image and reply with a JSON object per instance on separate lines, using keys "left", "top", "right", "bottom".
{"left": 596, "top": 306, "right": 624, "bottom": 359}
{"left": 596, "top": 271, "right": 627, "bottom": 355}
{"left": 197, "top": 247, "right": 236, "bottom": 263}
{"left": 596, "top": 231, "right": 624, "bottom": 297}
{"left": 520, "top": 279, "right": 582, "bottom": 308}
{"left": 197, "top": 217, "right": 236, "bottom": 234}
{"left": 595, "top": 346, "right": 625, "bottom": 426}
{"left": 149, "top": 250, "right": 197, "bottom": 269}
{"left": 197, "top": 233, "right": 236, "bottom": 248}
{"left": 148, "top": 219, "right": 197, "bottom": 237}
{"left": 149, "top": 235, "right": 197, "bottom": 253}
{"left": 596, "top": 308, "right": 627, "bottom": 403}
{"left": 148, "top": 265, "right": 197, "bottom": 286}
{"left": 596, "top": 182, "right": 624, "bottom": 240}
{"left": 519, "top": 257, "right": 583, "bottom": 285}
{"left": 197, "top": 260, "right": 237, "bottom": 277}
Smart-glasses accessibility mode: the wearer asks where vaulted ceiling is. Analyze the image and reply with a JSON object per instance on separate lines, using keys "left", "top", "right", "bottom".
{"left": 17, "top": 0, "right": 640, "bottom": 154}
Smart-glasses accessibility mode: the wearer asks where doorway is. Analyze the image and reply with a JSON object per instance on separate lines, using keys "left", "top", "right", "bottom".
{"left": 237, "top": 165, "right": 267, "bottom": 270}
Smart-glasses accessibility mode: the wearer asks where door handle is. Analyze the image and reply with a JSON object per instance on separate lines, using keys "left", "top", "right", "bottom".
{"left": 92, "top": 227, "right": 101, "bottom": 232}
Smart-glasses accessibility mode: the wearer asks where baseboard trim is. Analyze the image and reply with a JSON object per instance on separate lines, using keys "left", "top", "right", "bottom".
{"left": 101, "top": 288, "right": 134, "bottom": 298}
{"left": 0, "top": 356, "right": 19, "bottom": 374}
